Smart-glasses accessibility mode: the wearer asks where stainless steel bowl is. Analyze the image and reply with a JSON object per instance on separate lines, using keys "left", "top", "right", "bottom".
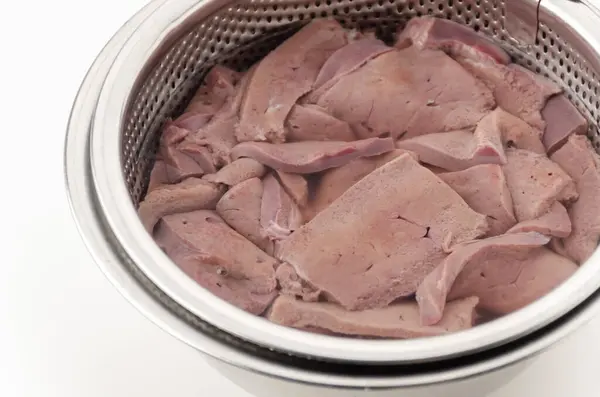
{"left": 65, "top": 0, "right": 600, "bottom": 394}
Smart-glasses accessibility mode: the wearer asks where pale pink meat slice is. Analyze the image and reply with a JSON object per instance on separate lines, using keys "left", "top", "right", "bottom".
{"left": 275, "top": 170, "right": 309, "bottom": 207}
{"left": 138, "top": 178, "right": 224, "bottom": 232}
{"left": 180, "top": 66, "right": 255, "bottom": 170}
{"left": 542, "top": 94, "right": 588, "bottom": 154}
{"left": 503, "top": 148, "right": 578, "bottom": 221}
{"left": 203, "top": 158, "right": 266, "bottom": 186}
{"left": 276, "top": 263, "right": 321, "bottom": 302}
{"left": 307, "top": 37, "right": 393, "bottom": 103}
{"left": 477, "top": 108, "right": 545, "bottom": 154}
{"left": 447, "top": 244, "right": 577, "bottom": 315}
{"left": 147, "top": 160, "right": 169, "bottom": 193}
{"left": 236, "top": 19, "right": 349, "bottom": 143}
{"left": 216, "top": 178, "right": 272, "bottom": 252}
{"left": 416, "top": 232, "right": 550, "bottom": 325}
{"left": 314, "top": 47, "right": 495, "bottom": 140}
{"left": 184, "top": 65, "right": 242, "bottom": 114}
{"left": 278, "top": 155, "right": 488, "bottom": 310}
{"left": 396, "top": 16, "right": 510, "bottom": 64}
{"left": 304, "top": 149, "right": 416, "bottom": 221}
{"left": 506, "top": 202, "right": 572, "bottom": 238}
{"left": 458, "top": 57, "right": 562, "bottom": 129}
{"left": 286, "top": 104, "right": 355, "bottom": 142}
{"left": 439, "top": 164, "right": 516, "bottom": 236}
{"left": 231, "top": 137, "right": 395, "bottom": 174}
{"left": 154, "top": 210, "right": 278, "bottom": 315}
{"left": 396, "top": 127, "right": 506, "bottom": 172}
{"left": 260, "top": 174, "right": 304, "bottom": 254}
{"left": 268, "top": 295, "right": 479, "bottom": 338}
{"left": 159, "top": 124, "right": 210, "bottom": 182}
{"left": 551, "top": 135, "right": 600, "bottom": 264}
{"left": 172, "top": 112, "right": 213, "bottom": 132}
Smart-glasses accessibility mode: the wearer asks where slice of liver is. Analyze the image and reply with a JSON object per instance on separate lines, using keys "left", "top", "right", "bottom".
{"left": 184, "top": 65, "right": 242, "bottom": 114}
{"left": 159, "top": 124, "right": 210, "bottom": 182}
{"left": 154, "top": 210, "right": 278, "bottom": 315}
{"left": 216, "top": 178, "right": 272, "bottom": 252}
{"left": 307, "top": 37, "right": 393, "bottom": 102}
{"left": 138, "top": 178, "right": 224, "bottom": 232}
{"left": 260, "top": 174, "right": 304, "bottom": 253}
{"left": 506, "top": 202, "right": 572, "bottom": 238}
{"left": 458, "top": 57, "right": 562, "bottom": 130}
{"left": 286, "top": 104, "right": 356, "bottom": 142}
{"left": 551, "top": 134, "right": 600, "bottom": 264}
{"left": 439, "top": 164, "right": 516, "bottom": 236}
{"left": 396, "top": 16, "right": 510, "bottom": 64}
{"left": 278, "top": 154, "right": 488, "bottom": 310}
{"left": 275, "top": 170, "right": 309, "bottom": 207}
{"left": 147, "top": 160, "right": 169, "bottom": 193}
{"left": 542, "top": 94, "right": 588, "bottom": 154}
{"left": 231, "top": 137, "right": 395, "bottom": 174}
{"left": 276, "top": 263, "right": 321, "bottom": 302}
{"left": 447, "top": 245, "right": 577, "bottom": 314}
{"left": 503, "top": 148, "right": 578, "bottom": 221}
{"left": 304, "top": 149, "right": 413, "bottom": 221}
{"left": 396, "top": 128, "right": 506, "bottom": 172}
{"left": 203, "top": 158, "right": 266, "bottom": 186}
{"left": 267, "top": 295, "right": 479, "bottom": 338}
{"left": 416, "top": 232, "right": 550, "bottom": 325}
{"left": 172, "top": 112, "right": 213, "bottom": 132}
{"left": 314, "top": 47, "right": 495, "bottom": 140}
{"left": 477, "top": 108, "right": 545, "bottom": 154}
{"left": 236, "top": 19, "right": 349, "bottom": 143}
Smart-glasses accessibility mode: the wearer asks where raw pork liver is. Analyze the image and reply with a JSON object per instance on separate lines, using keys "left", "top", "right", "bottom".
{"left": 268, "top": 295, "right": 479, "bottom": 338}
{"left": 278, "top": 154, "right": 488, "bottom": 310}
{"left": 503, "top": 148, "right": 577, "bottom": 221}
{"left": 203, "top": 158, "right": 266, "bottom": 186}
{"left": 416, "top": 232, "right": 550, "bottom": 325}
{"left": 439, "top": 164, "right": 516, "bottom": 236}
{"left": 236, "top": 19, "right": 349, "bottom": 143}
{"left": 542, "top": 94, "right": 588, "bottom": 154}
{"left": 138, "top": 178, "right": 223, "bottom": 232}
{"left": 314, "top": 46, "right": 495, "bottom": 140}
{"left": 154, "top": 210, "right": 278, "bottom": 315}
{"left": 231, "top": 137, "right": 394, "bottom": 173}
{"left": 551, "top": 135, "right": 600, "bottom": 264}
{"left": 477, "top": 108, "right": 546, "bottom": 154}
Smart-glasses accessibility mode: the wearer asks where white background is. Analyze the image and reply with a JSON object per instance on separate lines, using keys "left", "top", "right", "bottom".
{"left": 1, "top": 0, "right": 600, "bottom": 396}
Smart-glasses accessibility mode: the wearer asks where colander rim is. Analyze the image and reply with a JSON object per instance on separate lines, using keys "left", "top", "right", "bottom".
{"left": 86, "top": 0, "right": 600, "bottom": 364}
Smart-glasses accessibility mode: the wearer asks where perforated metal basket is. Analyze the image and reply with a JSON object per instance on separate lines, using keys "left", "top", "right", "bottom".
{"left": 65, "top": 0, "right": 600, "bottom": 389}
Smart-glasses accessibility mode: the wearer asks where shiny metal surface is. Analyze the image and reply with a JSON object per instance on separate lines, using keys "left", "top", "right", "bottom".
{"left": 65, "top": 0, "right": 600, "bottom": 385}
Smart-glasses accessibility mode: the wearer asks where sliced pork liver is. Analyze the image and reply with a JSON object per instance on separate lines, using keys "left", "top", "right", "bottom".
{"left": 184, "top": 65, "right": 241, "bottom": 115}
{"left": 503, "top": 148, "right": 577, "bottom": 221}
{"left": 307, "top": 37, "right": 393, "bottom": 102}
{"left": 506, "top": 202, "right": 572, "bottom": 238}
{"left": 477, "top": 108, "right": 545, "bottom": 154}
{"left": 147, "top": 160, "right": 169, "bottom": 193}
{"left": 416, "top": 232, "right": 550, "bottom": 325}
{"left": 138, "top": 178, "right": 224, "bottom": 232}
{"left": 261, "top": 174, "right": 304, "bottom": 253}
{"left": 396, "top": 127, "right": 506, "bottom": 172}
{"left": 439, "top": 164, "right": 516, "bottom": 236}
{"left": 314, "top": 47, "right": 495, "bottom": 140}
{"left": 396, "top": 16, "right": 510, "bottom": 64}
{"left": 447, "top": 244, "right": 577, "bottom": 315}
{"left": 304, "top": 149, "right": 415, "bottom": 221}
{"left": 551, "top": 134, "right": 600, "bottom": 264}
{"left": 278, "top": 155, "right": 488, "bottom": 310}
{"left": 268, "top": 295, "right": 479, "bottom": 338}
{"left": 158, "top": 124, "right": 210, "bottom": 182}
{"left": 458, "top": 58, "right": 561, "bottom": 129}
{"left": 275, "top": 170, "right": 309, "bottom": 207}
{"left": 236, "top": 19, "right": 348, "bottom": 143}
{"left": 216, "top": 178, "right": 272, "bottom": 252}
{"left": 286, "top": 104, "right": 355, "bottom": 142}
{"left": 542, "top": 94, "right": 588, "bottom": 154}
{"left": 276, "top": 263, "right": 321, "bottom": 302}
{"left": 203, "top": 158, "right": 266, "bottom": 186}
{"left": 154, "top": 210, "right": 278, "bottom": 315}
{"left": 231, "top": 137, "right": 394, "bottom": 174}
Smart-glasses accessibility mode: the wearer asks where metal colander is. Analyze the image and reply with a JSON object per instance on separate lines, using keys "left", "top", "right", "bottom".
{"left": 67, "top": 0, "right": 600, "bottom": 373}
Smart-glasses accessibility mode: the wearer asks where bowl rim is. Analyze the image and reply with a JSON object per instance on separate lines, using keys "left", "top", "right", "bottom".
{"left": 71, "top": 0, "right": 600, "bottom": 365}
